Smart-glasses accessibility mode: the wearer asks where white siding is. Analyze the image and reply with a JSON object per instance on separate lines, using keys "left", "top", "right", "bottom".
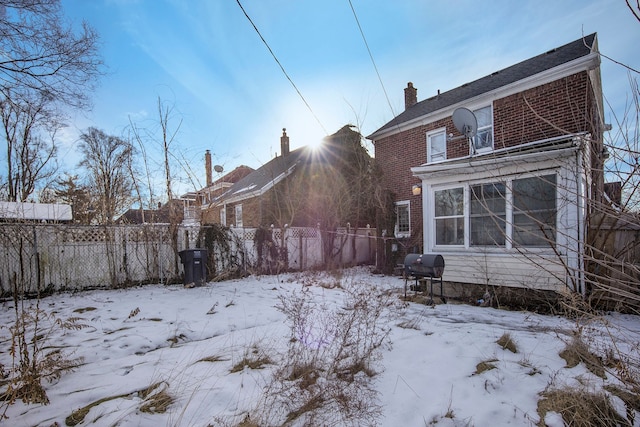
{"left": 414, "top": 136, "right": 588, "bottom": 292}
{"left": 439, "top": 251, "right": 569, "bottom": 292}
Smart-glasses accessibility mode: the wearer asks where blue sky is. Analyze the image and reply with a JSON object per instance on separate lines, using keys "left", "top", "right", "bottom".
{"left": 58, "top": 0, "right": 640, "bottom": 196}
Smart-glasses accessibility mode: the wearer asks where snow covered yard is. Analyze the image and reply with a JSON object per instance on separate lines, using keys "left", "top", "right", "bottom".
{"left": 1, "top": 268, "right": 639, "bottom": 426}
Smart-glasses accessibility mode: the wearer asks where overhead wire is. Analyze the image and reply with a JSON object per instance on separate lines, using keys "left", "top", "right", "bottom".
{"left": 235, "top": 0, "right": 329, "bottom": 135}
{"left": 347, "top": 0, "right": 397, "bottom": 119}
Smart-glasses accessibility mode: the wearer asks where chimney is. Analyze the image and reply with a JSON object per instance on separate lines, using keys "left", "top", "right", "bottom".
{"left": 404, "top": 82, "right": 417, "bottom": 110}
{"left": 281, "top": 128, "right": 290, "bottom": 157}
{"left": 205, "top": 150, "right": 212, "bottom": 187}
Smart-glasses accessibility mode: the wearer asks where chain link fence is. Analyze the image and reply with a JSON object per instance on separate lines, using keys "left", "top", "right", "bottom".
{"left": 0, "top": 223, "right": 376, "bottom": 296}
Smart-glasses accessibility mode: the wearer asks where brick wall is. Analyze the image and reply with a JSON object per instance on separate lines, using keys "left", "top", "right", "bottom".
{"left": 374, "top": 70, "right": 598, "bottom": 240}
{"left": 494, "top": 72, "right": 593, "bottom": 148}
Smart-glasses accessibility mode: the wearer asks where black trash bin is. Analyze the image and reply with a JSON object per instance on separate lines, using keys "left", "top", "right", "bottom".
{"left": 179, "top": 248, "right": 208, "bottom": 287}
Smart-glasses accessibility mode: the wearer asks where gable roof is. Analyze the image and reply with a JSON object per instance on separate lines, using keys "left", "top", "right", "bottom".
{"left": 213, "top": 146, "right": 312, "bottom": 205}
{"left": 116, "top": 199, "right": 183, "bottom": 224}
{"left": 369, "top": 33, "right": 598, "bottom": 139}
{"left": 213, "top": 125, "right": 365, "bottom": 206}
{"left": 212, "top": 165, "right": 254, "bottom": 187}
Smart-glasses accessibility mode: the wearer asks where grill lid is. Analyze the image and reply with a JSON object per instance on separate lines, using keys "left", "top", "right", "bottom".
{"left": 404, "top": 253, "right": 445, "bottom": 278}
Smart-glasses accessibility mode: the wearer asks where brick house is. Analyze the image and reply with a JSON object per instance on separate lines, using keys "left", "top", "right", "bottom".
{"left": 205, "top": 125, "right": 372, "bottom": 229}
{"left": 181, "top": 155, "right": 254, "bottom": 226}
{"left": 200, "top": 128, "right": 304, "bottom": 228}
{"left": 368, "top": 34, "right": 606, "bottom": 293}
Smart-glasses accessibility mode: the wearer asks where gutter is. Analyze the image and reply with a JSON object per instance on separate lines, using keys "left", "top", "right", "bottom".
{"left": 369, "top": 53, "right": 600, "bottom": 141}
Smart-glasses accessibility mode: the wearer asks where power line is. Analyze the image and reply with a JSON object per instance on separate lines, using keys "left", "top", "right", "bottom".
{"left": 348, "top": 0, "right": 396, "bottom": 118}
{"left": 235, "top": 0, "right": 328, "bottom": 135}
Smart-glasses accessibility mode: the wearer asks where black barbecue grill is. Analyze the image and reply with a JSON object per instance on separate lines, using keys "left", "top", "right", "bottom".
{"left": 403, "top": 253, "right": 445, "bottom": 303}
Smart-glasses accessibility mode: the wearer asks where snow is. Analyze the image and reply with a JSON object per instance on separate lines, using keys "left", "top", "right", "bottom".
{"left": 1, "top": 267, "right": 638, "bottom": 426}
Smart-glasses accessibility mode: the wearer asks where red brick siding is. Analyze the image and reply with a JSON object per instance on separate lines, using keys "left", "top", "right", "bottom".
{"left": 494, "top": 72, "right": 593, "bottom": 148}
{"left": 374, "top": 70, "right": 598, "bottom": 238}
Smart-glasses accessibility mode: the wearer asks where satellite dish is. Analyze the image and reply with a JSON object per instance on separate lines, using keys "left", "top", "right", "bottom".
{"left": 452, "top": 107, "right": 478, "bottom": 139}
{"left": 214, "top": 165, "right": 224, "bottom": 173}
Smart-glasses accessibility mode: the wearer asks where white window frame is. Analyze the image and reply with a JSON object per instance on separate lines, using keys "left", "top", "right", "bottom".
{"left": 472, "top": 105, "right": 494, "bottom": 154}
{"left": 430, "top": 173, "right": 557, "bottom": 250}
{"left": 433, "top": 186, "right": 465, "bottom": 246}
{"left": 234, "top": 204, "right": 243, "bottom": 228}
{"left": 220, "top": 206, "right": 226, "bottom": 226}
{"left": 394, "top": 200, "right": 410, "bottom": 238}
{"left": 511, "top": 174, "right": 557, "bottom": 247}
{"left": 427, "top": 127, "right": 447, "bottom": 163}
{"left": 469, "top": 182, "right": 506, "bottom": 247}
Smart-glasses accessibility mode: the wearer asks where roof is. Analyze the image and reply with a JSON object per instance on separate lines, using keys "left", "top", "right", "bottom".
{"left": 213, "top": 125, "right": 367, "bottom": 205}
{"left": 369, "top": 33, "right": 597, "bottom": 139}
{"left": 214, "top": 146, "right": 312, "bottom": 204}
{"left": 212, "top": 165, "right": 254, "bottom": 186}
{"left": 0, "top": 201, "right": 72, "bottom": 222}
{"left": 117, "top": 208, "right": 170, "bottom": 224}
{"left": 116, "top": 199, "right": 183, "bottom": 224}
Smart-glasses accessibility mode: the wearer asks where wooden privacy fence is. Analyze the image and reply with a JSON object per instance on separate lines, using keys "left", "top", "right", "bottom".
{"left": 0, "top": 224, "right": 376, "bottom": 295}
{"left": 588, "top": 213, "right": 640, "bottom": 310}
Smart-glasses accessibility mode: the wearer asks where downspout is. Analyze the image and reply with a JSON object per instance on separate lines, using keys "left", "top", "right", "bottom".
{"left": 575, "top": 142, "right": 585, "bottom": 296}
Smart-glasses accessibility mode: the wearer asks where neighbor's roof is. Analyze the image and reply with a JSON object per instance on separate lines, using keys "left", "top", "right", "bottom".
{"left": 211, "top": 165, "right": 254, "bottom": 187}
{"left": 369, "top": 33, "right": 597, "bottom": 139}
{"left": 0, "top": 201, "right": 72, "bottom": 221}
{"left": 213, "top": 146, "right": 311, "bottom": 204}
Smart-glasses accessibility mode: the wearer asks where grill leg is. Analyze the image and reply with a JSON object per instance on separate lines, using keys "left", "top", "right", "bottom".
{"left": 404, "top": 275, "right": 407, "bottom": 299}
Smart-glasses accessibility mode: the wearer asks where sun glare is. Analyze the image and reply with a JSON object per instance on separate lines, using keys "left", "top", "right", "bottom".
{"left": 308, "top": 138, "right": 324, "bottom": 151}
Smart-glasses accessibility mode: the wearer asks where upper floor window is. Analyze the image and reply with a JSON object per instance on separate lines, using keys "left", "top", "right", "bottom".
{"left": 395, "top": 200, "right": 410, "bottom": 238}
{"left": 234, "top": 204, "right": 243, "bottom": 228}
{"left": 427, "top": 128, "right": 447, "bottom": 163}
{"left": 473, "top": 105, "right": 493, "bottom": 153}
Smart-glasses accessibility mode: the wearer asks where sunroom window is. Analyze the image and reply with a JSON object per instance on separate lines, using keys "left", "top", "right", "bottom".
{"left": 512, "top": 175, "right": 556, "bottom": 247}
{"left": 431, "top": 174, "right": 557, "bottom": 249}
{"left": 434, "top": 187, "right": 464, "bottom": 245}
{"left": 470, "top": 182, "right": 506, "bottom": 246}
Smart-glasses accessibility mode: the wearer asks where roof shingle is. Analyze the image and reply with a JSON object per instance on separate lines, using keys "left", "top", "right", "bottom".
{"left": 369, "top": 33, "right": 597, "bottom": 138}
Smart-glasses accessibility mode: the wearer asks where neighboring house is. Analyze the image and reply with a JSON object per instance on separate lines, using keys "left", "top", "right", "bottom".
{"left": 202, "top": 128, "right": 309, "bottom": 228}
{"left": 205, "top": 126, "right": 371, "bottom": 229}
{"left": 368, "top": 34, "right": 606, "bottom": 294}
{"left": 181, "top": 153, "right": 254, "bottom": 226}
{"left": 116, "top": 199, "right": 184, "bottom": 224}
{"left": 0, "top": 201, "right": 72, "bottom": 223}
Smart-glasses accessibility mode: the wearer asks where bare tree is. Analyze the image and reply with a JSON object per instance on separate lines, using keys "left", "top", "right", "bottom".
{"left": 78, "top": 127, "right": 134, "bottom": 224}
{"left": 1, "top": 91, "right": 61, "bottom": 201}
{"left": 0, "top": 0, "right": 103, "bottom": 109}
{"left": 0, "top": 0, "right": 103, "bottom": 202}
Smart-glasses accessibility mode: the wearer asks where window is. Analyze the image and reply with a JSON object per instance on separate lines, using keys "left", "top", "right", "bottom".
{"left": 470, "top": 183, "right": 506, "bottom": 246}
{"left": 395, "top": 201, "right": 410, "bottom": 237}
{"left": 473, "top": 106, "right": 493, "bottom": 153}
{"left": 512, "top": 175, "right": 556, "bottom": 246}
{"left": 234, "top": 204, "right": 243, "bottom": 228}
{"left": 434, "top": 187, "right": 464, "bottom": 245}
{"left": 431, "top": 174, "right": 557, "bottom": 249}
{"left": 220, "top": 206, "right": 226, "bottom": 226}
{"left": 427, "top": 128, "right": 447, "bottom": 163}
